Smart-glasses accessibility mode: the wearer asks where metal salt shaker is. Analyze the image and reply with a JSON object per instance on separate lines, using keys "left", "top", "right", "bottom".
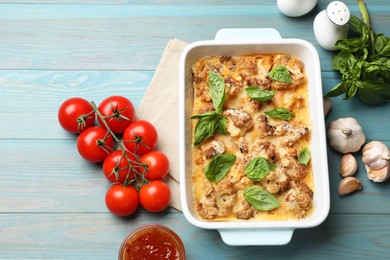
{"left": 313, "top": 1, "right": 350, "bottom": 51}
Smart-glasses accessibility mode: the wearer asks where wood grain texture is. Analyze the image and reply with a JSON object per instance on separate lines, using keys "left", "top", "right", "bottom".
{"left": 0, "top": 0, "right": 389, "bottom": 259}
{"left": 0, "top": 213, "right": 389, "bottom": 259}
{"left": 0, "top": 3, "right": 388, "bottom": 70}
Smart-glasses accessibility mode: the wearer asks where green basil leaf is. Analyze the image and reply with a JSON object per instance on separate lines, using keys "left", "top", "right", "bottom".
{"left": 245, "top": 86, "right": 274, "bottom": 101}
{"left": 269, "top": 66, "right": 292, "bottom": 83}
{"left": 325, "top": 82, "right": 347, "bottom": 97}
{"left": 215, "top": 115, "right": 227, "bottom": 135}
{"left": 204, "top": 153, "right": 236, "bottom": 182}
{"left": 265, "top": 107, "right": 295, "bottom": 121}
{"left": 379, "top": 69, "right": 390, "bottom": 82}
{"left": 243, "top": 186, "right": 281, "bottom": 211}
{"left": 298, "top": 147, "right": 310, "bottom": 166}
{"left": 209, "top": 71, "right": 226, "bottom": 113}
{"left": 348, "top": 15, "right": 365, "bottom": 34}
{"left": 191, "top": 111, "right": 217, "bottom": 119}
{"left": 375, "top": 34, "right": 390, "bottom": 57}
{"left": 332, "top": 51, "right": 357, "bottom": 73}
{"left": 344, "top": 80, "right": 362, "bottom": 100}
{"left": 336, "top": 37, "right": 365, "bottom": 53}
{"left": 358, "top": 80, "right": 390, "bottom": 105}
{"left": 193, "top": 114, "right": 219, "bottom": 146}
{"left": 245, "top": 157, "right": 276, "bottom": 181}
{"left": 362, "top": 61, "right": 381, "bottom": 80}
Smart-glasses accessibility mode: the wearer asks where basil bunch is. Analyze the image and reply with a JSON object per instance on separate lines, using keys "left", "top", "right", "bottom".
{"left": 204, "top": 153, "right": 236, "bottom": 182}
{"left": 243, "top": 186, "right": 281, "bottom": 211}
{"left": 192, "top": 72, "right": 227, "bottom": 146}
{"left": 245, "top": 157, "right": 276, "bottom": 181}
{"left": 325, "top": 0, "right": 390, "bottom": 105}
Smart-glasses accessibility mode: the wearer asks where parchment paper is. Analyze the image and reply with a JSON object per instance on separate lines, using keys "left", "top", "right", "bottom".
{"left": 137, "top": 39, "right": 189, "bottom": 211}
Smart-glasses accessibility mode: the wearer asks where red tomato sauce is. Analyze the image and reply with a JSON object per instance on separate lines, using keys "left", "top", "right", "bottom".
{"left": 120, "top": 225, "right": 185, "bottom": 260}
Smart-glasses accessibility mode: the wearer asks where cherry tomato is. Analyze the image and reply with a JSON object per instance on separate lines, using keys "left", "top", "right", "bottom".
{"left": 139, "top": 180, "right": 171, "bottom": 212}
{"left": 123, "top": 120, "right": 158, "bottom": 156}
{"left": 139, "top": 151, "right": 170, "bottom": 181}
{"left": 97, "top": 96, "right": 135, "bottom": 134}
{"left": 103, "top": 150, "right": 139, "bottom": 183}
{"left": 77, "top": 126, "right": 115, "bottom": 163}
{"left": 58, "top": 97, "right": 95, "bottom": 134}
{"left": 105, "top": 184, "right": 139, "bottom": 216}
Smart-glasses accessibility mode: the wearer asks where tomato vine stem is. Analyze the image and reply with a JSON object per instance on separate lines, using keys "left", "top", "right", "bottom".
{"left": 90, "top": 101, "right": 149, "bottom": 188}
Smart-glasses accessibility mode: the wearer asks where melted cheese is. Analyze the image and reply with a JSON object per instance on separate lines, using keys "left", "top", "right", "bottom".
{"left": 191, "top": 54, "right": 314, "bottom": 221}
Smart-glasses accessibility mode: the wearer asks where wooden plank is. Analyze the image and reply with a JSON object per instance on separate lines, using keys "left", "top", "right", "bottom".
{"left": 0, "top": 70, "right": 389, "bottom": 140}
{"left": 0, "top": 139, "right": 389, "bottom": 214}
{"left": 0, "top": 70, "right": 151, "bottom": 139}
{"left": 0, "top": 213, "right": 389, "bottom": 259}
{"left": 1, "top": 0, "right": 389, "bottom": 6}
{"left": 0, "top": 3, "right": 388, "bottom": 70}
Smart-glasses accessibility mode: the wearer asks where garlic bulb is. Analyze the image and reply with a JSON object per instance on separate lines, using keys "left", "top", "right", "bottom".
{"left": 362, "top": 141, "right": 390, "bottom": 182}
{"left": 365, "top": 164, "right": 390, "bottom": 183}
{"left": 362, "top": 141, "right": 390, "bottom": 170}
{"left": 339, "top": 153, "right": 358, "bottom": 177}
{"left": 327, "top": 117, "right": 366, "bottom": 153}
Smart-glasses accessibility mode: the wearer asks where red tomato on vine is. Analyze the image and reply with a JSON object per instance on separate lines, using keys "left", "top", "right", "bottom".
{"left": 77, "top": 126, "right": 114, "bottom": 163}
{"left": 105, "top": 184, "right": 139, "bottom": 216}
{"left": 139, "top": 151, "right": 170, "bottom": 181}
{"left": 103, "top": 150, "right": 139, "bottom": 184}
{"left": 123, "top": 120, "right": 158, "bottom": 156}
{"left": 97, "top": 96, "right": 135, "bottom": 134}
{"left": 58, "top": 97, "right": 95, "bottom": 134}
{"left": 139, "top": 180, "right": 171, "bottom": 212}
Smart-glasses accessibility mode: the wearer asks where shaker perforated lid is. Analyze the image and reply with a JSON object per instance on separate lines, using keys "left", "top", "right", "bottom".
{"left": 326, "top": 1, "right": 350, "bottom": 26}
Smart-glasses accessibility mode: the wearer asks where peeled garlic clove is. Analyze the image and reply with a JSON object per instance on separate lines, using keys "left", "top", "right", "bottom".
{"left": 327, "top": 117, "right": 366, "bottom": 154}
{"left": 338, "top": 177, "right": 362, "bottom": 196}
{"left": 365, "top": 164, "right": 390, "bottom": 183}
{"left": 323, "top": 97, "right": 331, "bottom": 117}
{"left": 362, "top": 141, "right": 390, "bottom": 170}
{"left": 339, "top": 153, "right": 358, "bottom": 177}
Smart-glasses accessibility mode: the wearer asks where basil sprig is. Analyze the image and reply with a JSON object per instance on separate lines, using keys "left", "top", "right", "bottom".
{"left": 243, "top": 186, "right": 281, "bottom": 211}
{"left": 192, "top": 71, "right": 227, "bottom": 146}
{"left": 269, "top": 66, "right": 292, "bottom": 83}
{"left": 245, "top": 86, "right": 274, "bottom": 102}
{"left": 265, "top": 107, "right": 295, "bottom": 121}
{"left": 298, "top": 147, "right": 310, "bottom": 166}
{"left": 245, "top": 157, "right": 276, "bottom": 181}
{"left": 204, "top": 153, "right": 236, "bottom": 182}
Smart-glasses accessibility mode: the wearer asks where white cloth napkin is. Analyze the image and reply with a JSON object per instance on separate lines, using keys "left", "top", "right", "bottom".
{"left": 137, "top": 39, "right": 189, "bottom": 211}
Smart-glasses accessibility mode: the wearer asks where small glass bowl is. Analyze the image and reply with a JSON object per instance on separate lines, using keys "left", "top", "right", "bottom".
{"left": 118, "top": 224, "right": 186, "bottom": 260}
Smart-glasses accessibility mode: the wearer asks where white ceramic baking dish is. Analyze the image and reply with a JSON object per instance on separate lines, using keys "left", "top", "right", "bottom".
{"left": 179, "top": 28, "right": 330, "bottom": 246}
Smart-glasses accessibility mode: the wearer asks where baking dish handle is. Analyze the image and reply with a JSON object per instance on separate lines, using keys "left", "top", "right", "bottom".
{"left": 214, "top": 28, "right": 282, "bottom": 41}
{"left": 218, "top": 228, "right": 294, "bottom": 246}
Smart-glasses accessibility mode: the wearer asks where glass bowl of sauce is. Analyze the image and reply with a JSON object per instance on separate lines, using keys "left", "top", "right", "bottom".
{"left": 118, "top": 224, "right": 186, "bottom": 260}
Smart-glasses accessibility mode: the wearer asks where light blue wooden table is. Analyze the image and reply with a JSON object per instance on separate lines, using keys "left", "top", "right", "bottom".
{"left": 0, "top": 0, "right": 389, "bottom": 259}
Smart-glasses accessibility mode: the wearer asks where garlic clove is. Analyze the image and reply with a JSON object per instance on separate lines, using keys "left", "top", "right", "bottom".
{"left": 362, "top": 141, "right": 390, "bottom": 170}
{"left": 338, "top": 177, "right": 362, "bottom": 196}
{"left": 327, "top": 117, "right": 366, "bottom": 154}
{"left": 339, "top": 153, "right": 358, "bottom": 177}
{"left": 365, "top": 164, "right": 390, "bottom": 183}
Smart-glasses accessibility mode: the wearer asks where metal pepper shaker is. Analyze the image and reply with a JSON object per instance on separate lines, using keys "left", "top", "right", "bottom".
{"left": 313, "top": 1, "right": 350, "bottom": 51}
